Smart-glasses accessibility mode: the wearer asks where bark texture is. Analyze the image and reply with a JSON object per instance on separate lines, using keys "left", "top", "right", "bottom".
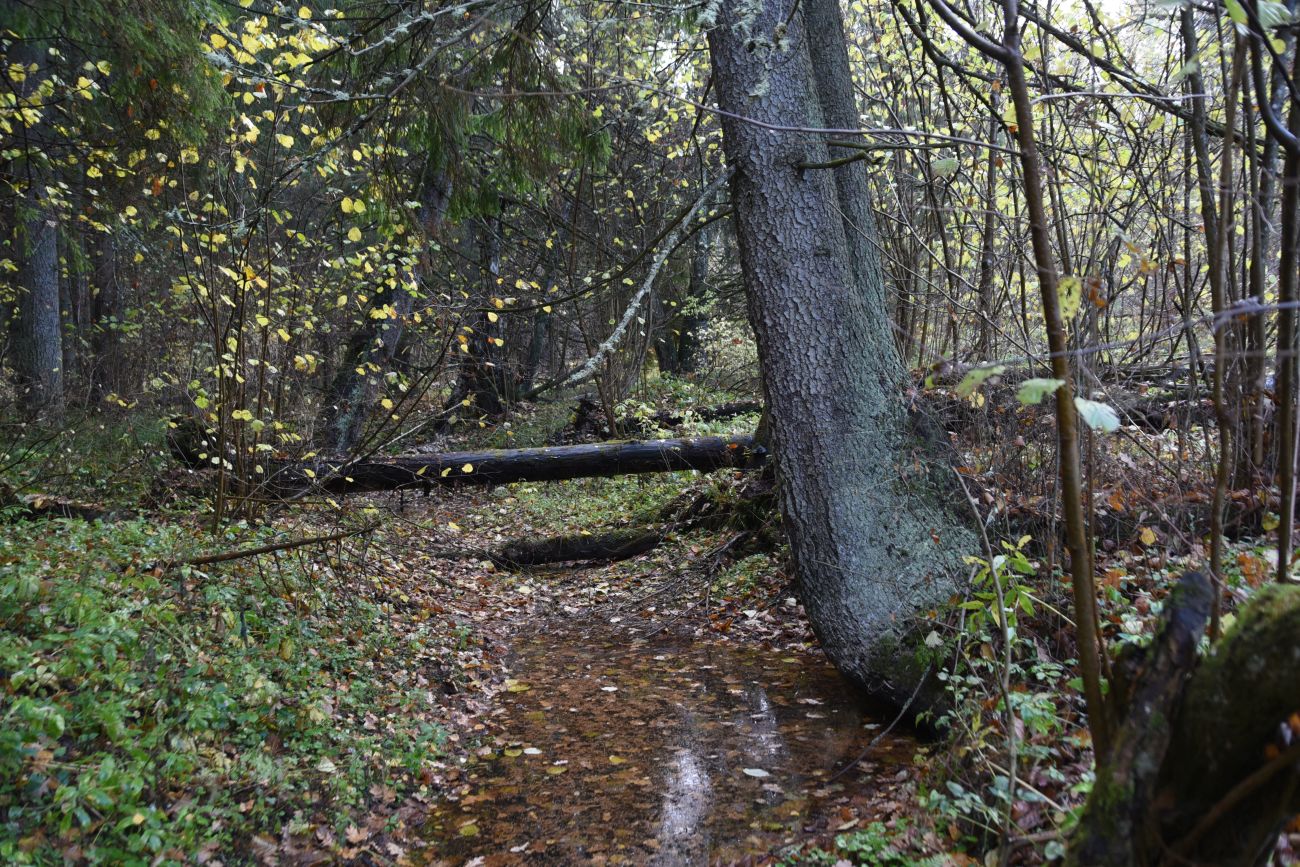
{"left": 1066, "top": 571, "right": 1212, "bottom": 866}
{"left": 260, "top": 435, "right": 765, "bottom": 495}
{"left": 8, "top": 27, "right": 64, "bottom": 419}
{"left": 706, "top": 0, "right": 971, "bottom": 704}
{"left": 1152, "top": 584, "right": 1300, "bottom": 865}
{"left": 1068, "top": 581, "right": 1300, "bottom": 866}
{"left": 13, "top": 202, "right": 63, "bottom": 418}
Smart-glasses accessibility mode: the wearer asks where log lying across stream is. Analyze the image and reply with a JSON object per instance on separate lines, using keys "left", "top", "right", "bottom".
{"left": 265, "top": 435, "right": 766, "bottom": 495}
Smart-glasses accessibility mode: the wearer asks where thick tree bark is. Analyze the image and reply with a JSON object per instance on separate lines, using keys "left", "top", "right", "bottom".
{"left": 706, "top": 0, "right": 971, "bottom": 704}
{"left": 1152, "top": 584, "right": 1300, "bottom": 865}
{"left": 1066, "top": 572, "right": 1213, "bottom": 866}
{"left": 8, "top": 28, "right": 64, "bottom": 420}
{"left": 1069, "top": 580, "right": 1300, "bottom": 867}
{"left": 13, "top": 202, "right": 63, "bottom": 419}
{"left": 256, "top": 435, "right": 765, "bottom": 494}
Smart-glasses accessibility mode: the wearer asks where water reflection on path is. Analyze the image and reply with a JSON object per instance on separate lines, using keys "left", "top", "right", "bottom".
{"left": 419, "top": 623, "right": 915, "bottom": 865}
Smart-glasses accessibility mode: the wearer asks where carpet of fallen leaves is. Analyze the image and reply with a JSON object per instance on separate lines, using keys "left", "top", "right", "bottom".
{"left": 262, "top": 468, "right": 948, "bottom": 865}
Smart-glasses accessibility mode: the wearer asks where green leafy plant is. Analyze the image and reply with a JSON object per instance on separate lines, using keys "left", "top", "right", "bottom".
{"left": 960, "top": 534, "right": 1037, "bottom": 636}
{"left": 0, "top": 517, "right": 450, "bottom": 863}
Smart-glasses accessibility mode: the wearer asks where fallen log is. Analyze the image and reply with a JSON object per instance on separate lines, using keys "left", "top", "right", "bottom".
{"left": 490, "top": 527, "right": 665, "bottom": 567}
{"left": 264, "top": 435, "right": 766, "bottom": 495}
{"left": 486, "top": 476, "right": 778, "bottom": 568}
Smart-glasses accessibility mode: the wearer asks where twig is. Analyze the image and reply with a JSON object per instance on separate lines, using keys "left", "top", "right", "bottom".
{"left": 828, "top": 664, "right": 933, "bottom": 782}
{"left": 162, "top": 521, "right": 381, "bottom": 570}
{"left": 954, "top": 467, "right": 1019, "bottom": 866}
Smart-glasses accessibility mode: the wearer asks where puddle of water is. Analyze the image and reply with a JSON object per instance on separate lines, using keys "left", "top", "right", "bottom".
{"left": 419, "top": 622, "right": 916, "bottom": 865}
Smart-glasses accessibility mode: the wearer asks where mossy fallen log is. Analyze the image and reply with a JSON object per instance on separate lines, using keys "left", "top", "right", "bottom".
{"left": 263, "top": 435, "right": 767, "bottom": 495}
{"left": 490, "top": 527, "right": 665, "bottom": 567}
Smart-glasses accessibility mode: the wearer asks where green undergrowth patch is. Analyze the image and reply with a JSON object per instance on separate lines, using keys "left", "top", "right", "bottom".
{"left": 620, "top": 376, "right": 760, "bottom": 438}
{"left": 0, "top": 412, "right": 170, "bottom": 509}
{"left": 634, "top": 372, "right": 755, "bottom": 410}
{"left": 0, "top": 516, "right": 450, "bottom": 864}
{"left": 508, "top": 473, "right": 692, "bottom": 532}
{"left": 467, "top": 397, "right": 575, "bottom": 450}
{"left": 711, "top": 548, "right": 787, "bottom": 599}
{"left": 779, "top": 819, "right": 945, "bottom": 866}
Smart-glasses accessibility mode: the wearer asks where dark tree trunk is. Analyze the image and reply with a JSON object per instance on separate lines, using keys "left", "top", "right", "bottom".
{"left": 449, "top": 207, "right": 510, "bottom": 417}
{"left": 651, "top": 293, "right": 682, "bottom": 375}
{"left": 706, "top": 0, "right": 971, "bottom": 705}
{"left": 1151, "top": 584, "right": 1300, "bottom": 865}
{"left": 522, "top": 199, "right": 574, "bottom": 392}
{"left": 1066, "top": 572, "right": 1213, "bottom": 866}
{"left": 13, "top": 197, "right": 64, "bottom": 420}
{"left": 675, "top": 212, "right": 713, "bottom": 374}
{"left": 88, "top": 231, "right": 122, "bottom": 400}
{"left": 8, "top": 29, "right": 63, "bottom": 420}
{"left": 60, "top": 212, "right": 88, "bottom": 390}
{"left": 655, "top": 175, "right": 716, "bottom": 376}
{"left": 1068, "top": 578, "right": 1300, "bottom": 867}
{"left": 522, "top": 308, "right": 552, "bottom": 393}
{"left": 318, "top": 169, "right": 451, "bottom": 453}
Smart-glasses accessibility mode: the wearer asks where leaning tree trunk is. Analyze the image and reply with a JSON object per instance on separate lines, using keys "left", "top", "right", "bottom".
{"left": 705, "top": 0, "right": 972, "bottom": 705}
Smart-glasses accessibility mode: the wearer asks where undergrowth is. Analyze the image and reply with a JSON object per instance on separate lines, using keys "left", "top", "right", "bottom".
{"left": 509, "top": 473, "right": 691, "bottom": 531}
{"left": 0, "top": 412, "right": 167, "bottom": 508}
{"left": 780, "top": 819, "right": 945, "bottom": 866}
{"left": 0, "top": 516, "right": 450, "bottom": 864}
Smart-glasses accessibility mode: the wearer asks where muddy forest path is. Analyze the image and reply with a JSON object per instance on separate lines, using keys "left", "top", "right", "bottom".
{"left": 345, "top": 477, "right": 930, "bottom": 866}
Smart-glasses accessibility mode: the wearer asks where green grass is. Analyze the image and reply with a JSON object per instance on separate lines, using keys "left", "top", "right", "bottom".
{"left": 0, "top": 517, "right": 449, "bottom": 864}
